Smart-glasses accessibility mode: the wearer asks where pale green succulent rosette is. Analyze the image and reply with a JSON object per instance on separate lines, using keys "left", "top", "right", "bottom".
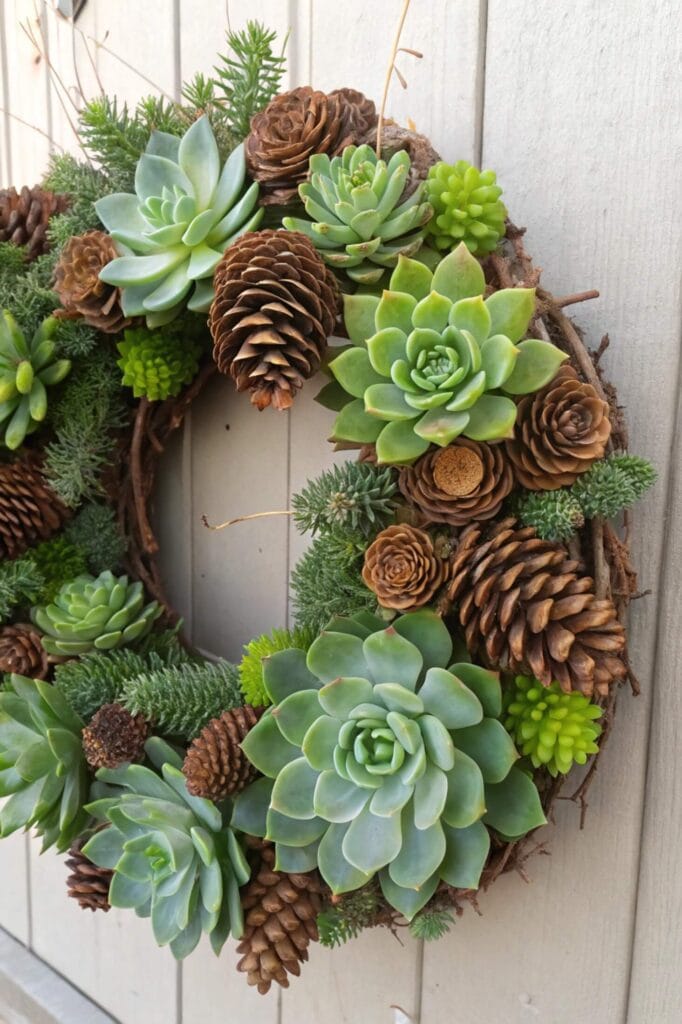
{"left": 321, "top": 243, "right": 568, "bottom": 464}
{"left": 83, "top": 737, "right": 249, "bottom": 959}
{"left": 233, "top": 610, "right": 545, "bottom": 921}
{"left": 95, "top": 116, "right": 263, "bottom": 327}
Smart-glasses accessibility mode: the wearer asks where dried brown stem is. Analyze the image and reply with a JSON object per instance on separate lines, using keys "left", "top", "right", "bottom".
{"left": 376, "top": 0, "right": 413, "bottom": 156}
{"left": 553, "top": 289, "right": 600, "bottom": 308}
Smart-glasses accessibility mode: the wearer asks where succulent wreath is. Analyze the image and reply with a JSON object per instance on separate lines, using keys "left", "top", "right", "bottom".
{"left": 0, "top": 16, "right": 654, "bottom": 998}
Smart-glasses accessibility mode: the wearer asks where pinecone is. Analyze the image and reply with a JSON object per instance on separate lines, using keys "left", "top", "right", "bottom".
{"left": 245, "top": 86, "right": 376, "bottom": 204}
{"left": 53, "top": 230, "right": 130, "bottom": 334}
{"left": 236, "top": 838, "right": 324, "bottom": 995}
{"left": 0, "top": 185, "right": 69, "bottom": 261}
{"left": 448, "top": 517, "right": 627, "bottom": 696}
{"left": 65, "top": 835, "right": 112, "bottom": 912}
{"left": 399, "top": 440, "right": 514, "bottom": 528}
{"left": 0, "top": 457, "right": 70, "bottom": 560}
{"left": 363, "top": 122, "right": 441, "bottom": 198}
{"left": 82, "top": 703, "right": 149, "bottom": 770}
{"left": 183, "top": 706, "right": 263, "bottom": 801}
{"left": 0, "top": 623, "right": 49, "bottom": 679}
{"left": 362, "top": 523, "right": 449, "bottom": 611}
{"left": 505, "top": 365, "right": 612, "bottom": 490}
{"left": 209, "top": 230, "right": 340, "bottom": 411}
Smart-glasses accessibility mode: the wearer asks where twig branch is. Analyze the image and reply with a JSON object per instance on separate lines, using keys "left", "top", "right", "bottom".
{"left": 376, "top": 0, "right": 414, "bottom": 155}
{"left": 553, "top": 289, "right": 600, "bottom": 308}
{"left": 202, "top": 509, "right": 292, "bottom": 532}
{"left": 0, "top": 107, "right": 64, "bottom": 148}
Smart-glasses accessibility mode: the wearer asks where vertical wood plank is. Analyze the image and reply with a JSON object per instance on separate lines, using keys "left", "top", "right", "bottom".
{"left": 0, "top": 811, "right": 29, "bottom": 943}
{"left": 3, "top": 0, "right": 51, "bottom": 183}
{"left": 0, "top": 0, "right": 12, "bottom": 185}
{"left": 45, "top": 3, "right": 101, "bottom": 158}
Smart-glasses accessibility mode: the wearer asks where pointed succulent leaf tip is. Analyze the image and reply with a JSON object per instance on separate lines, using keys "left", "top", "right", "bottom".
{"left": 431, "top": 243, "right": 486, "bottom": 302}
{"left": 485, "top": 287, "right": 536, "bottom": 344}
{"left": 343, "top": 292, "right": 381, "bottom": 344}
{"left": 0, "top": 315, "right": 71, "bottom": 449}
{"left": 502, "top": 338, "right": 568, "bottom": 394}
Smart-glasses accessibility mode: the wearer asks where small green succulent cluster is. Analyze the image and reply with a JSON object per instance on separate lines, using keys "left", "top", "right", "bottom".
{"left": 291, "top": 462, "right": 399, "bottom": 539}
{"left": 284, "top": 145, "right": 433, "bottom": 285}
{"left": 83, "top": 737, "right": 249, "bottom": 959}
{"left": 0, "top": 312, "right": 71, "bottom": 449}
{"left": 425, "top": 161, "right": 506, "bottom": 255}
{"left": 239, "top": 626, "right": 314, "bottom": 708}
{"left": 117, "top": 325, "right": 203, "bottom": 401}
{"left": 32, "top": 571, "right": 161, "bottom": 656}
{"left": 504, "top": 675, "right": 602, "bottom": 777}
{"left": 0, "top": 675, "right": 88, "bottom": 851}
{"left": 233, "top": 610, "right": 545, "bottom": 920}
{"left": 324, "top": 244, "right": 567, "bottom": 464}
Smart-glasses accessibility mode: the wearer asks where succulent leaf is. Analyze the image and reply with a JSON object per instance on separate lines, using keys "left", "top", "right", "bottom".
{"left": 425, "top": 161, "right": 506, "bottom": 256}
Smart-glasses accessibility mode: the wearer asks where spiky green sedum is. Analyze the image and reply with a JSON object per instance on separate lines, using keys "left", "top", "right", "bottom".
{"left": 292, "top": 462, "right": 399, "bottom": 540}
{"left": 233, "top": 610, "right": 545, "bottom": 920}
{"left": 425, "top": 162, "right": 506, "bottom": 255}
{"left": 83, "top": 737, "right": 249, "bottom": 959}
{"left": 121, "top": 660, "right": 241, "bottom": 740}
{"left": 0, "top": 675, "right": 88, "bottom": 851}
{"left": 239, "top": 627, "right": 314, "bottom": 708}
{"left": 117, "top": 325, "right": 202, "bottom": 400}
{"left": 324, "top": 244, "right": 567, "bottom": 464}
{"left": 504, "top": 675, "right": 602, "bottom": 777}
{"left": 291, "top": 533, "right": 377, "bottom": 635}
{"left": 514, "top": 489, "right": 585, "bottom": 542}
{"left": 283, "top": 144, "right": 433, "bottom": 285}
{"left": 95, "top": 116, "right": 263, "bottom": 327}
{"left": 572, "top": 454, "right": 656, "bottom": 519}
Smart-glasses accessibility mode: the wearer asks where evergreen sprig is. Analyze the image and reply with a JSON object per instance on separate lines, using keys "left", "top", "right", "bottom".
{"left": 64, "top": 503, "right": 126, "bottom": 575}
{"left": 317, "top": 887, "right": 382, "bottom": 948}
{"left": 292, "top": 463, "right": 399, "bottom": 540}
{"left": 0, "top": 555, "right": 44, "bottom": 624}
{"left": 291, "top": 533, "right": 378, "bottom": 635}
{"left": 29, "top": 537, "right": 88, "bottom": 603}
{"left": 214, "top": 21, "right": 287, "bottom": 139}
{"left": 513, "top": 489, "right": 584, "bottom": 543}
{"left": 239, "top": 626, "right": 315, "bottom": 708}
{"left": 409, "top": 908, "right": 455, "bottom": 941}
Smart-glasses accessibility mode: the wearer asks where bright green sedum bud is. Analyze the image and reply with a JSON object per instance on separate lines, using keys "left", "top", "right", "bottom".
{"left": 323, "top": 244, "right": 567, "bottom": 464}
{"left": 425, "top": 161, "right": 506, "bottom": 255}
{"left": 233, "top": 610, "right": 545, "bottom": 921}
{"left": 95, "top": 116, "right": 263, "bottom": 327}
{"left": 83, "top": 737, "right": 249, "bottom": 959}
{"left": 283, "top": 144, "right": 433, "bottom": 284}
{"left": 32, "top": 570, "right": 162, "bottom": 656}
{"left": 117, "top": 325, "right": 203, "bottom": 400}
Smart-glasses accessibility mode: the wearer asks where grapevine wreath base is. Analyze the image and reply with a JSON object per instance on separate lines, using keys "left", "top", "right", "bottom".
{"left": 0, "top": 19, "right": 653, "bottom": 997}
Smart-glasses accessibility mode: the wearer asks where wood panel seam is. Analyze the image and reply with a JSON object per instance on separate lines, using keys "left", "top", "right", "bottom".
{"left": 473, "top": 0, "right": 489, "bottom": 167}
{"left": 0, "top": 0, "right": 12, "bottom": 182}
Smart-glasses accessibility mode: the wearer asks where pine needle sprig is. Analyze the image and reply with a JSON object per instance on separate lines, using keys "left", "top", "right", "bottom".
{"left": 292, "top": 463, "right": 399, "bottom": 541}
{"left": 64, "top": 503, "right": 126, "bottom": 575}
{"left": 317, "top": 886, "right": 382, "bottom": 948}
{"left": 291, "top": 533, "right": 378, "bottom": 635}
{"left": 239, "top": 626, "right": 315, "bottom": 707}
{"left": 54, "top": 648, "right": 151, "bottom": 720}
{"left": 214, "top": 21, "right": 287, "bottom": 139}
{"left": 0, "top": 555, "right": 44, "bottom": 624}
{"left": 409, "top": 908, "right": 455, "bottom": 941}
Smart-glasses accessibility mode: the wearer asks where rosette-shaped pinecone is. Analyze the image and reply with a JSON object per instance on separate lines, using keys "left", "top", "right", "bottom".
{"left": 0, "top": 624, "right": 49, "bottom": 679}
{"left": 0, "top": 457, "right": 70, "bottom": 559}
{"left": 82, "top": 702, "right": 149, "bottom": 770}
{"left": 363, "top": 123, "right": 442, "bottom": 199}
{"left": 425, "top": 161, "right": 506, "bottom": 255}
{"left": 65, "top": 835, "right": 113, "bottom": 912}
{"left": 0, "top": 185, "right": 69, "bottom": 260}
{"left": 236, "top": 838, "right": 324, "bottom": 994}
{"left": 504, "top": 675, "right": 602, "bottom": 776}
{"left": 284, "top": 144, "right": 433, "bottom": 284}
{"left": 246, "top": 86, "right": 377, "bottom": 205}
{"left": 209, "top": 230, "right": 340, "bottom": 411}
{"left": 53, "top": 230, "right": 130, "bottom": 333}
{"left": 448, "top": 517, "right": 627, "bottom": 696}
{"left": 362, "top": 524, "right": 448, "bottom": 611}
{"left": 183, "top": 706, "right": 262, "bottom": 800}
{"left": 505, "top": 365, "right": 612, "bottom": 490}
{"left": 117, "top": 325, "right": 202, "bottom": 400}
{"left": 399, "top": 439, "right": 514, "bottom": 527}
{"left": 325, "top": 245, "right": 567, "bottom": 464}
{"left": 233, "top": 611, "right": 545, "bottom": 922}
{"left": 32, "top": 570, "right": 162, "bottom": 656}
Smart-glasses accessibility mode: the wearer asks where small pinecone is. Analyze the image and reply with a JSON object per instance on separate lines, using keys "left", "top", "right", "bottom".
{"left": 0, "top": 458, "right": 70, "bottom": 560}
{"left": 236, "top": 839, "right": 324, "bottom": 995}
{"left": 53, "top": 230, "right": 130, "bottom": 334}
{"left": 209, "top": 230, "right": 340, "bottom": 411}
{"left": 399, "top": 440, "right": 514, "bottom": 527}
{"left": 65, "top": 835, "right": 112, "bottom": 912}
{"left": 505, "top": 365, "right": 612, "bottom": 490}
{"left": 448, "top": 517, "right": 627, "bottom": 696}
{"left": 362, "top": 523, "right": 449, "bottom": 611}
{"left": 183, "top": 706, "right": 263, "bottom": 801}
{"left": 0, "top": 185, "right": 69, "bottom": 261}
{"left": 0, "top": 623, "right": 49, "bottom": 679}
{"left": 363, "top": 122, "right": 442, "bottom": 198}
{"left": 246, "top": 86, "right": 376, "bottom": 205}
{"left": 82, "top": 703, "right": 149, "bottom": 770}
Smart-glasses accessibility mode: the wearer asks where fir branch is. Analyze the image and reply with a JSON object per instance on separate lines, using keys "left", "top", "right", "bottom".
{"left": 292, "top": 463, "right": 399, "bottom": 540}
{"left": 239, "top": 626, "right": 315, "bottom": 708}
{"left": 0, "top": 555, "right": 44, "bottom": 624}
{"left": 214, "top": 21, "right": 287, "bottom": 139}
{"left": 291, "top": 534, "right": 377, "bottom": 634}
{"left": 121, "top": 661, "right": 242, "bottom": 740}
{"left": 29, "top": 537, "right": 88, "bottom": 603}
{"left": 64, "top": 503, "right": 126, "bottom": 575}
{"left": 317, "top": 887, "right": 382, "bottom": 948}
{"left": 409, "top": 908, "right": 455, "bottom": 941}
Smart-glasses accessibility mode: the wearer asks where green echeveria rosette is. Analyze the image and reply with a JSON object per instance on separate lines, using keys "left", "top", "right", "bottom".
{"left": 504, "top": 675, "right": 603, "bottom": 777}
{"left": 233, "top": 610, "right": 546, "bottom": 921}
{"left": 95, "top": 116, "right": 264, "bottom": 328}
{"left": 425, "top": 161, "right": 507, "bottom": 255}
{"left": 0, "top": 675, "right": 89, "bottom": 852}
{"left": 320, "top": 243, "right": 568, "bottom": 464}
{"left": 31, "top": 570, "right": 162, "bottom": 656}
{"left": 117, "top": 325, "right": 203, "bottom": 401}
{"left": 83, "top": 737, "right": 249, "bottom": 959}
{"left": 283, "top": 144, "right": 433, "bottom": 285}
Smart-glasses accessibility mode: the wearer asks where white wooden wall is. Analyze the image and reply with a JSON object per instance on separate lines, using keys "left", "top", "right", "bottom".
{"left": 1, "top": 2, "right": 681, "bottom": 1021}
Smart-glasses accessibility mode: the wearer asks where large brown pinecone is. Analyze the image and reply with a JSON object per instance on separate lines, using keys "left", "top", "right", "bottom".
{"left": 82, "top": 703, "right": 149, "bottom": 770}
{"left": 363, "top": 122, "right": 441, "bottom": 198}
{"left": 65, "top": 835, "right": 112, "bottom": 912}
{"left": 448, "top": 517, "right": 627, "bottom": 696}
{"left": 0, "top": 623, "right": 49, "bottom": 679}
{"left": 236, "top": 839, "right": 324, "bottom": 995}
{"left": 0, "top": 458, "right": 70, "bottom": 560}
{"left": 209, "top": 230, "right": 340, "bottom": 411}
{"left": 363, "top": 523, "right": 448, "bottom": 611}
{"left": 183, "top": 706, "right": 262, "bottom": 801}
{"left": 245, "top": 86, "right": 377, "bottom": 204}
{"left": 505, "top": 365, "right": 612, "bottom": 490}
{"left": 0, "top": 185, "right": 69, "bottom": 261}
{"left": 400, "top": 440, "right": 514, "bottom": 528}
{"left": 53, "top": 230, "right": 130, "bottom": 334}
